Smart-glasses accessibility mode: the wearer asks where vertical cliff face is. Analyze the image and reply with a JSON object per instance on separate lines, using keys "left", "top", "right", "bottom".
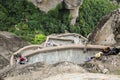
{"left": 29, "top": 0, "right": 83, "bottom": 25}
{"left": 64, "top": 0, "right": 83, "bottom": 25}
{"left": 88, "top": 8, "right": 120, "bottom": 46}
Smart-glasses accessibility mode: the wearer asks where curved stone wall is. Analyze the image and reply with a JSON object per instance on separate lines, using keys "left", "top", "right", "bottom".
{"left": 10, "top": 39, "right": 110, "bottom": 66}
{"left": 24, "top": 44, "right": 109, "bottom": 65}
{"left": 28, "top": 48, "right": 97, "bottom": 64}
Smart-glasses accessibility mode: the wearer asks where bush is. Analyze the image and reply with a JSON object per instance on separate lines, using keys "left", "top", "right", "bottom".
{"left": 76, "top": 0, "right": 119, "bottom": 36}
{"left": 0, "top": 0, "right": 119, "bottom": 43}
{"left": 34, "top": 34, "right": 46, "bottom": 44}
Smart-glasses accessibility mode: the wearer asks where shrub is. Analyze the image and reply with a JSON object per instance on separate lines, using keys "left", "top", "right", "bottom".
{"left": 77, "top": 0, "right": 118, "bottom": 36}
{"left": 34, "top": 34, "right": 46, "bottom": 44}
{"left": 0, "top": 0, "right": 119, "bottom": 43}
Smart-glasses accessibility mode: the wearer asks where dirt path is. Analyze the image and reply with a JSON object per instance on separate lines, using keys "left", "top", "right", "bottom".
{"left": 43, "top": 73, "right": 120, "bottom": 80}
{"left": 5, "top": 73, "right": 120, "bottom": 80}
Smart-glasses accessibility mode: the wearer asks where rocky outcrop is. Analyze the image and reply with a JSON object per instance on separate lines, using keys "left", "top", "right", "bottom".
{"left": 31, "top": 0, "right": 62, "bottom": 12}
{"left": 64, "top": 0, "right": 83, "bottom": 25}
{"left": 3, "top": 61, "right": 120, "bottom": 80}
{"left": 64, "top": 0, "right": 82, "bottom": 9}
{"left": 81, "top": 55, "right": 120, "bottom": 74}
{"left": 88, "top": 8, "right": 120, "bottom": 46}
{"left": 0, "top": 55, "right": 9, "bottom": 70}
{"left": 2, "top": 62, "right": 86, "bottom": 79}
{"left": 0, "top": 31, "right": 29, "bottom": 69}
{"left": 29, "top": 0, "right": 83, "bottom": 25}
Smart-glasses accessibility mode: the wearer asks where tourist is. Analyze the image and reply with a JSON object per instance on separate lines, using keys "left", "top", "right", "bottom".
{"left": 19, "top": 55, "right": 28, "bottom": 64}
{"left": 102, "top": 47, "right": 111, "bottom": 56}
{"left": 86, "top": 52, "right": 103, "bottom": 62}
{"left": 108, "top": 47, "right": 119, "bottom": 55}
{"left": 102, "top": 47, "right": 119, "bottom": 56}
{"left": 15, "top": 54, "right": 28, "bottom": 64}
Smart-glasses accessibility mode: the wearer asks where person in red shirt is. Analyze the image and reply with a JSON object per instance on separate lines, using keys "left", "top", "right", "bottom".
{"left": 19, "top": 55, "right": 28, "bottom": 64}
{"left": 15, "top": 54, "right": 28, "bottom": 64}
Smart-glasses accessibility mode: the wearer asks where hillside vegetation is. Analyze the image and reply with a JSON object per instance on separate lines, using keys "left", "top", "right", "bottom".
{"left": 0, "top": 0, "right": 119, "bottom": 44}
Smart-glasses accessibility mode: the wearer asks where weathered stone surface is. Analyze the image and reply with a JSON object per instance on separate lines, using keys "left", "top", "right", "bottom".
{"left": 1, "top": 62, "right": 86, "bottom": 79}
{"left": 102, "top": 68, "right": 109, "bottom": 74}
{"left": 29, "top": 0, "right": 83, "bottom": 25}
{"left": 36, "top": 0, "right": 42, "bottom": 3}
{"left": 64, "top": 0, "right": 83, "bottom": 9}
{"left": 0, "top": 31, "right": 29, "bottom": 70}
{"left": 69, "top": 7, "right": 80, "bottom": 25}
{"left": 81, "top": 55, "right": 120, "bottom": 74}
{"left": 0, "top": 55, "right": 9, "bottom": 70}
{"left": 88, "top": 8, "right": 120, "bottom": 46}
{"left": 29, "top": 0, "right": 63, "bottom": 13}
{"left": 29, "top": 0, "right": 83, "bottom": 12}
{"left": 64, "top": 0, "right": 83, "bottom": 25}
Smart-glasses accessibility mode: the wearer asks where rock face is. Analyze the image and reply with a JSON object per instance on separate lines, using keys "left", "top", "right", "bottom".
{"left": 88, "top": 8, "right": 120, "bottom": 46}
{"left": 64, "top": 0, "right": 82, "bottom": 9}
{"left": 0, "top": 31, "right": 29, "bottom": 69}
{"left": 64, "top": 0, "right": 83, "bottom": 25}
{"left": 31, "top": 0, "right": 62, "bottom": 12}
{"left": 81, "top": 55, "right": 120, "bottom": 74}
{"left": 2, "top": 62, "right": 86, "bottom": 80}
{"left": 3, "top": 61, "right": 120, "bottom": 80}
{"left": 0, "top": 55, "right": 9, "bottom": 70}
{"left": 29, "top": 0, "right": 83, "bottom": 25}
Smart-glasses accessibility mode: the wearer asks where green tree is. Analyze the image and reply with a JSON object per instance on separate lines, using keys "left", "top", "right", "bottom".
{"left": 76, "top": 0, "right": 119, "bottom": 36}
{"left": 0, "top": 0, "right": 119, "bottom": 44}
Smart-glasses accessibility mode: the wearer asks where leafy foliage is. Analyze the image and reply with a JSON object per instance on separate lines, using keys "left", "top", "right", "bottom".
{"left": 0, "top": 0, "right": 119, "bottom": 44}
{"left": 34, "top": 34, "right": 46, "bottom": 44}
{"left": 0, "top": 0, "right": 70, "bottom": 43}
{"left": 76, "top": 0, "right": 118, "bottom": 36}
